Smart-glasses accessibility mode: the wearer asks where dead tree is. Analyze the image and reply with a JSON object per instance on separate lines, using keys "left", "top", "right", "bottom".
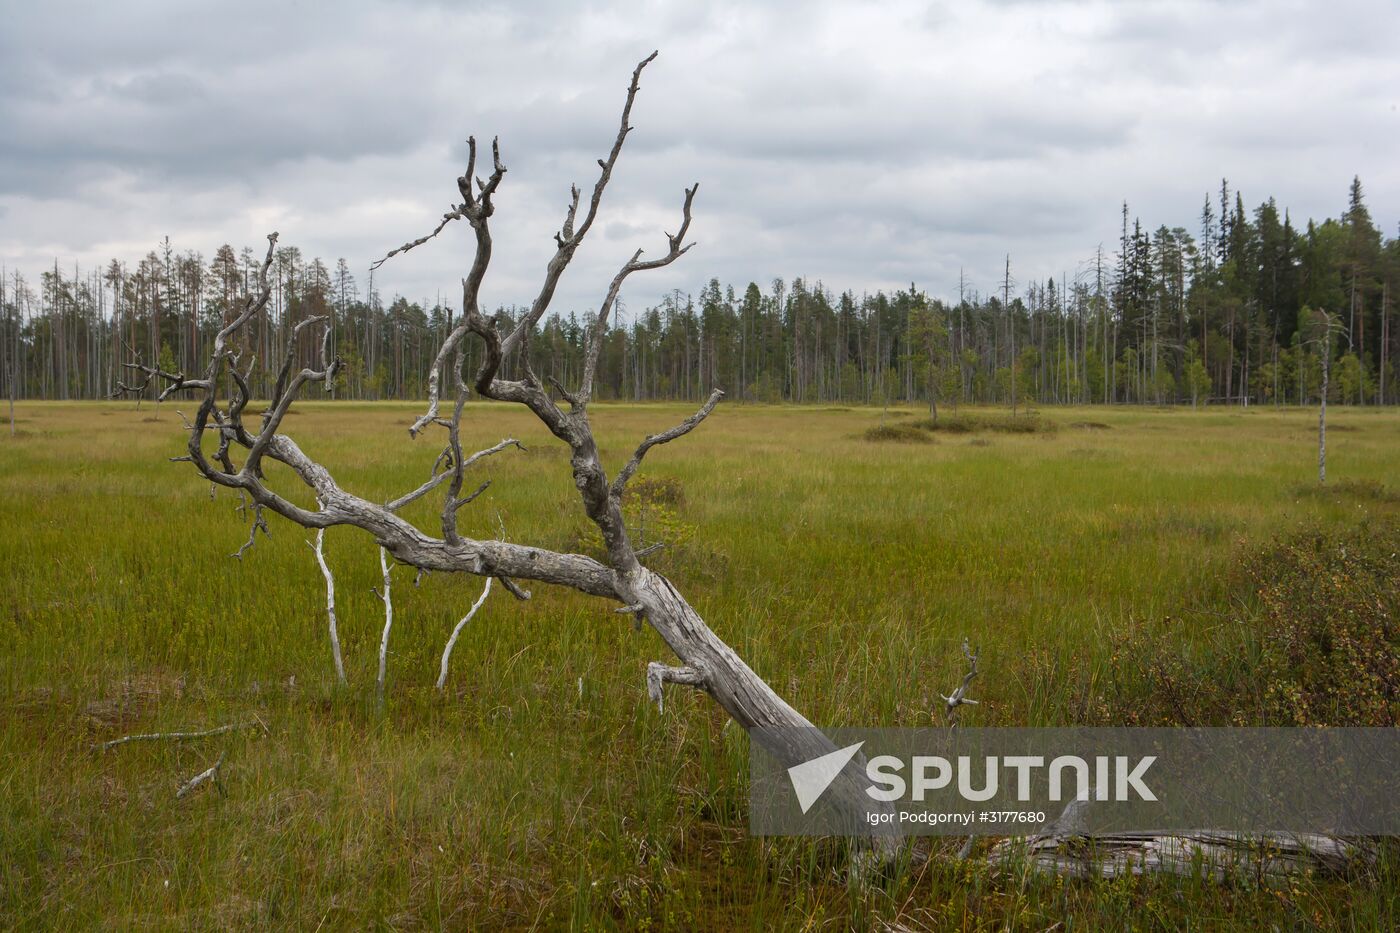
{"left": 1308, "top": 309, "right": 1343, "bottom": 485}
{"left": 1319, "top": 334, "right": 1330, "bottom": 484}
{"left": 119, "top": 53, "right": 896, "bottom": 860}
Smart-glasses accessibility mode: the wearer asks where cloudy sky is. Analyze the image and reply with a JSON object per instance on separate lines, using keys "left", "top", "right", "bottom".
{"left": 2, "top": 0, "right": 1397, "bottom": 316}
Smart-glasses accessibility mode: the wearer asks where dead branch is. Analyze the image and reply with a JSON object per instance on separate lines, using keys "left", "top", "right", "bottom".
{"left": 497, "top": 51, "right": 659, "bottom": 361}
{"left": 646, "top": 661, "right": 708, "bottom": 714}
{"left": 546, "top": 373, "right": 579, "bottom": 407}
{"left": 111, "top": 361, "right": 209, "bottom": 403}
{"left": 610, "top": 389, "right": 723, "bottom": 500}
{"left": 383, "top": 437, "right": 519, "bottom": 513}
{"left": 445, "top": 436, "right": 522, "bottom": 543}
{"left": 371, "top": 207, "right": 464, "bottom": 271}
{"left": 572, "top": 184, "right": 697, "bottom": 405}
{"left": 401, "top": 135, "right": 507, "bottom": 438}
{"left": 94, "top": 720, "right": 262, "bottom": 752}
{"left": 437, "top": 576, "right": 492, "bottom": 690}
{"left": 309, "top": 527, "right": 347, "bottom": 685}
{"left": 451, "top": 480, "right": 491, "bottom": 512}
{"left": 248, "top": 316, "right": 338, "bottom": 472}
{"left": 941, "top": 639, "right": 979, "bottom": 724}
{"left": 460, "top": 437, "right": 525, "bottom": 469}
{"left": 231, "top": 503, "right": 269, "bottom": 560}
{"left": 937, "top": 639, "right": 982, "bottom": 859}
{"left": 497, "top": 575, "right": 531, "bottom": 600}
{"left": 175, "top": 750, "right": 227, "bottom": 800}
{"left": 375, "top": 547, "right": 394, "bottom": 710}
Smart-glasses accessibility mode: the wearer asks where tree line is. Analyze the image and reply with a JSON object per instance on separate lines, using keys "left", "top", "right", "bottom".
{"left": 2, "top": 176, "right": 1396, "bottom": 408}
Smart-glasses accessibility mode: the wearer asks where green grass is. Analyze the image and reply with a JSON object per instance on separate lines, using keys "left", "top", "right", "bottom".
{"left": 2, "top": 400, "right": 1399, "bottom": 929}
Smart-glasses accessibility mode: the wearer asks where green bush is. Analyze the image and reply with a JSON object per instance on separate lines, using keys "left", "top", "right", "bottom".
{"left": 916, "top": 413, "right": 1056, "bottom": 435}
{"left": 1253, "top": 524, "right": 1400, "bottom": 725}
{"left": 1091, "top": 521, "right": 1400, "bottom": 726}
{"left": 863, "top": 424, "right": 934, "bottom": 443}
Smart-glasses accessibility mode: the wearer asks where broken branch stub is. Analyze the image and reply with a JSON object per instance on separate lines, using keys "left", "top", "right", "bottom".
{"left": 176, "top": 751, "right": 228, "bottom": 800}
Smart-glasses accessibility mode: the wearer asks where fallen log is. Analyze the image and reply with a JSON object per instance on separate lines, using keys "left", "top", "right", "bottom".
{"left": 990, "top": 830, "right": 1374, "bottom": 881}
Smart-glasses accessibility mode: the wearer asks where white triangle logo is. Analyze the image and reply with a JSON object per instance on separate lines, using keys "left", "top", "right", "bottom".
{"left": 787, "top": 741, "right": 865, "bottom": 814}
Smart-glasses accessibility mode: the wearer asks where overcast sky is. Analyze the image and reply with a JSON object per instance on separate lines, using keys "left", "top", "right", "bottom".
{"left": 2, "top": 0, "right": 1397, "bottom": 316}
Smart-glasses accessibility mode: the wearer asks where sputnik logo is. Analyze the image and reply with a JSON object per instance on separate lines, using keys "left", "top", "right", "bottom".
{"left": 786, "top": 741, "right": 865, "bottom": 814}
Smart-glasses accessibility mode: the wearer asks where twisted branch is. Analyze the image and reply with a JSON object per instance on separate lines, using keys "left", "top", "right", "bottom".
{"left": 611, "top": 389, "right": 723, "bottom": 500}
{"left": 576, "top": 183, "right": 697, "bottom": 406}
{"left": 941, "top": 639, "right": 980, "bottom": 724}
{"left": 403, "top": 136, "right": 506, "bottom": 438}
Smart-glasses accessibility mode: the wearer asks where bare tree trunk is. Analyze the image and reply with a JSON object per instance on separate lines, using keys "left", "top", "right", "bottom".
{"left": 1319, "top": 337, "right": 1329, "bottom": 485}
{"left": 6, "top": 271, "right": 13, "bottom": 435}
{"left": 1382, "top": 279, "right": 1389, "bottom": 406}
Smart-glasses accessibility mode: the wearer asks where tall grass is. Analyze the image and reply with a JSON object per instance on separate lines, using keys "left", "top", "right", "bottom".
{"left": 2, "top": 401, "right": 1399, "bottom": 929}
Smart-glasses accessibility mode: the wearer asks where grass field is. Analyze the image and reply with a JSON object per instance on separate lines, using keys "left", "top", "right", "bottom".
{"left": 2, "top": 400, "right": 1398, "bottom": 930}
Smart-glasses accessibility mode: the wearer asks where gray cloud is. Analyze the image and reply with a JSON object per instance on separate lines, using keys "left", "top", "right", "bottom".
{"left": 1, "top": 0, "right": 1397, "bottom": 312}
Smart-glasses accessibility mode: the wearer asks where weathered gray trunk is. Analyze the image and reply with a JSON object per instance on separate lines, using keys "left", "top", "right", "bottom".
{"left": 1319, "top": 342, "right": 1329, "bottom": 484}
{"left": 993, "top": 830, "right": 1370, "bottom": 881}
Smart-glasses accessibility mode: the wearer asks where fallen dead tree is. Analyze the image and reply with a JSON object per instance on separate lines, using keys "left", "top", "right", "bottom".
{"left": 944, "top": 650, "right": 1374, "bottom": 883}
{"left": 991, "top": 828, "right": 1373, "bottom": 882}
{"left": 114, "top": 52, "right": 897, "bottom": 861}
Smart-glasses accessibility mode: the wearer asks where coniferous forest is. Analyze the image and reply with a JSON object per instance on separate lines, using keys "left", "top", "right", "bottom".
{"left": 3, "top": 177, "right": 1396, "bottom": 408}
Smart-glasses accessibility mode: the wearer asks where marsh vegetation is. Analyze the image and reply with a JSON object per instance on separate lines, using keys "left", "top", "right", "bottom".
{"left": 3, "top": 401, "right": 1399, "bottom": 928}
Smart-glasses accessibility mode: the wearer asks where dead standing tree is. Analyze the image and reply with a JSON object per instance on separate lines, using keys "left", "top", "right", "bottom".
{"left": 119, "top": 53, "right": 897, "bottom": 861}
{"left": 1307, "top": 309, "right": 1345, "bottom": 485}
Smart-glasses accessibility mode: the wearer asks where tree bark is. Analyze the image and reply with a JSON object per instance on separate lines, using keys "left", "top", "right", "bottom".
{"left": 1319, "top": 339, "right": 1329, "bottom": 485}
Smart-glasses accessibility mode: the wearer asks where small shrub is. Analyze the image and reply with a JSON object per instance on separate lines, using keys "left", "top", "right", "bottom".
{"left": 625, "top": 475, "right": 685, "bottom": 507}
{"left": 863, "top": 424, "right": 934, "bottom": 443}
{"left": 916, "top": 413, "right": 1056, "bottom": 435}
{"left": 567, "top": 476, "right": 702, "bottom": 569}
{"left": 1069, "top": 421, "right": 1112, "bottom": 431}
{"left": 1091, "top": 522, "right": 1400, "bottom": 726}
{"left": 1251, "top": 524, "right": 1400, "bottom": 725}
